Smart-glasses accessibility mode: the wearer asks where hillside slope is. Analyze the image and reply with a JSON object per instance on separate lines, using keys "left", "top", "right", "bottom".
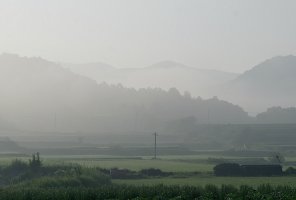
{"left": 217, "top": 55, "right": 296, "bottom": 113}
{"left": 0, "top": 54, "right": 251, "bottom": 133}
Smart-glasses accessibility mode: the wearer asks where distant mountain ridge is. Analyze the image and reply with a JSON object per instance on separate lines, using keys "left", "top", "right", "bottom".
{"left": 65, "top": 56, "right": 296, "bottom": 114}
{"left": 233, "top": 55, "right": 296, "bottom": 92}
{"left": 147, "top": 60, "right": 192, "bottom": 69}
{"left": 217, "top": 55, "right": 296, "bottom": 113}
{"left": 63, "top": 60, "right": 238, "bottom": 99}
{"left": 0, "top": 54, "right": 252, "bottom": 134}
{"left": 1, "top": 53, "right": 296, "bottom": 130}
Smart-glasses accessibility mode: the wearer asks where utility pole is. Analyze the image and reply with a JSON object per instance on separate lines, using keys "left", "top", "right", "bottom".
{"left": 153, "top": 132, "right": 158, "bottom": 159}
{"left": 207, "top": 108, "right": 210, "bottom": 134}
{"left": 207, "top": 108, "right": 210, "bottom": 125}
{"left": 54, "top": 112, "right": 57, "bottom": 132}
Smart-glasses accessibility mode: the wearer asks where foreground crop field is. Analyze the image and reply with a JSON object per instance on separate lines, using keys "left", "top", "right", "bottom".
{"left": 2, "top": 184, "right": 296, "bottom": 200}
{"left": 114, "top": 176, "right": 296, "bottom": 187}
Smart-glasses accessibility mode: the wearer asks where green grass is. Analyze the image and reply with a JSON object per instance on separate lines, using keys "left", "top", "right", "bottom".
{"left": 1, "top": 154, "right": 296, "bottom": 173}
{"left": 113, "top": 176, "right": 296, "bottom": 187}
{"left": 61, "top": 159, "right": 213, "bottom": 172}
{"left": 2, "top": 153, "right": 296, "bottom": 189}
{"left": 0, "top": 156, "right": 30, "bottom": 166}
{"left": 0, "top": 155, "right": 214, "bottom": 172}
{"left": 3, "top": 153, "right": 296, "bottom": 199}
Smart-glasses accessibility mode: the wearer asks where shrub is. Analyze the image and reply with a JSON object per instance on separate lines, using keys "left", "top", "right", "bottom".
{"left": 285, "top": 167, "right": 296, "bottom": 175}
{"left": 4, "top": 159, "right": 28, "bottom": 173}
{"left": 139, "top": 168, "right": 170, "bottom": 177}
{"left": 109, "top": 168, "right": 141, "bottom": 179}
{"left": 18, "top": 173, "right": 110, "bottom": 188}
{"left": 2, "top": 159, "right": 29, "bottom": 182}
{"left": 29, "top": 152, "right": 42, "bottom": 169}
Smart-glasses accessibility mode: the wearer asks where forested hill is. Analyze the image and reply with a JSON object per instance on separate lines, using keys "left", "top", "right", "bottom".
{"left": 0, "top": 54, "right": 252, "bottom": 133}
{"left": 218, "top": 55, "right": 296, "bottom": 113}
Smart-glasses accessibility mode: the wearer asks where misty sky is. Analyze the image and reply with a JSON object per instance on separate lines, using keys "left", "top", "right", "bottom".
{"left": 0, "top": 0, "right": 295, "bottom": 72}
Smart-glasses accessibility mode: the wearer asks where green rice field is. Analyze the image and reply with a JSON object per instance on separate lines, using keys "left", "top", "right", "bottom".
{"left": 1, "top": 153, "right": 296, "bottom": 188}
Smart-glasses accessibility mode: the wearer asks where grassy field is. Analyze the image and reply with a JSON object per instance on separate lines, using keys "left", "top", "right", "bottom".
{"left": 1, "top": 154, "right": 296, "bottom": 200}
{"left": 0, "top": 154, "right": 214, "bottom": 172}
{"left": 61, "top": 158, "right": 213, "bottom": 172}
{"left": 1, "top": 153, "right": 296, "bottom": 188}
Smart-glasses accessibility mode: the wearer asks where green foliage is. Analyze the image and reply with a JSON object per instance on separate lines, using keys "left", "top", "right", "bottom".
{"left": 1, "top": 184, "right": 296, "bottom": 199}
{"left": 268, "top": 152, "right": 285, "bottom": 164}
{"left": 18, "top": 174, "right": 110, "bottom": 188}
{"left": 285, "top": 167, "right": 296, "bottom": 175}
{"left": 29, "top": 152, "right": 42, "bottom": 169}
{"left": 3, "top": 159, "right": 28, "bottom": 174}
{"left": 0, "top": 157, "right": 110, "bottom": 187}
{"left": 139, "top": 168, "right": 171, "bottom": 177}
{"left": 1, "top": 159, "right": 29, "bottom": 183}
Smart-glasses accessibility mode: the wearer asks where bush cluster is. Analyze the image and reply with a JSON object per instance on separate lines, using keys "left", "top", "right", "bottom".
{"left": 100, "top": 167, "right": 172, "bottom": 179}
{"left": 0, "top": 158, "right": 110, "bottom": 187}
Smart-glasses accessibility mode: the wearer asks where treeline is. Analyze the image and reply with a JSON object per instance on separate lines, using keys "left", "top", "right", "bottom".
{"left": 256, "top": 107, "right": 296, "bottom": 124}
{"left": 1, "top": 54, "right": 296, "bottom": 135}
{"left": 0, "top": 157, "right": 110, "bottom": 186}
{"left": 0, "top": 54, "right": 251, "bottom": 133}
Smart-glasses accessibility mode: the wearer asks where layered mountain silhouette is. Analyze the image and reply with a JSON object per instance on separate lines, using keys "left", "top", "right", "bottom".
{"left": 0, "top": 54, "right": 252, "bottom": 133}
{"left": 63, "top": 60, "right": 238, "bottom": 98}
{"left": 0, "top": 53, "right": 100, "bottom": 132}
{"left": 64, "top": 55, "right": 296, "bottom": 114}
{"left": 1, "top": 53, "right": 295, "bottom": 134}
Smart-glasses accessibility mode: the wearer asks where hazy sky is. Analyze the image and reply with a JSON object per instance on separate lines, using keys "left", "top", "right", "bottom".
{"left": 0, "top": 0, "right": 295, "bottom": 72}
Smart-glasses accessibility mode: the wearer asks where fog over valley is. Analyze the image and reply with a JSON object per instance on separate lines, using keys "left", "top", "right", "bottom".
{"left": 0, "top": 53, "right": 250, "bottom": 134}
{"left": 2, "top": 2, "right": 296, "bottom": 197}
{"left": 0, "top": 53, "right": 296, "bottom": 147}
{"left": 63, "top": 55, "right": 296, "bottom": 115}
